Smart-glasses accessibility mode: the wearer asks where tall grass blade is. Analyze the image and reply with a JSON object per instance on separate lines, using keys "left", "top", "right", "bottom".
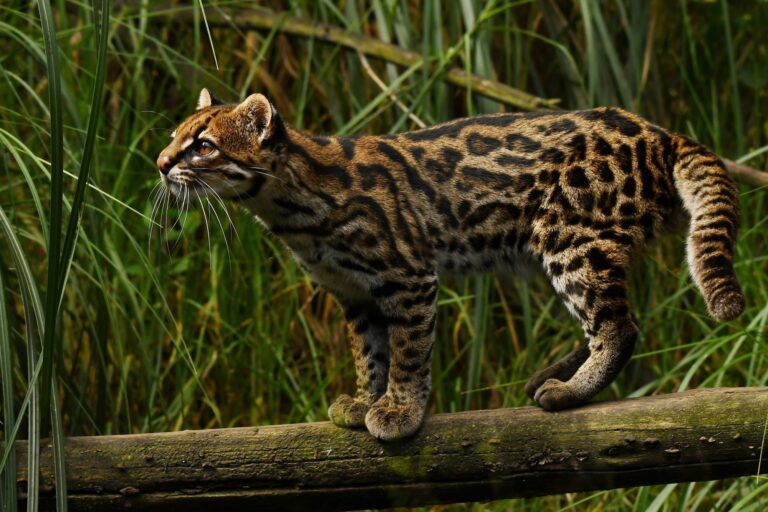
{"left": 0, "top": 207, "right": 43, "bottom": 512}
{"left": 36, "top": 0, "right": 64, "bottom": 428}
{"left": 50, "top": 376, "right": 67, "bottom": 512}
{"left": 57, "top": 0, "right": 110, "bottom": 303}
{"left": 0, "top": 262, "right": 18, "bottom": 512}
{"left": 719, "top": 0, "right": 744, "bottom": 154}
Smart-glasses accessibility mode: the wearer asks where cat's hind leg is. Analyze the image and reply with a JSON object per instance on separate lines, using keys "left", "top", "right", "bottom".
{"left": 328, "top": 303, "right": 389, "bottom": 428}
{"left": 532, "top": 241, "right": 638, "bottom": 410}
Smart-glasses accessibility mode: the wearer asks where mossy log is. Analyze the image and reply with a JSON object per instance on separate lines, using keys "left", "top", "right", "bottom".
{"left": 14, "top": 387, "right": 768, "bottom": 511}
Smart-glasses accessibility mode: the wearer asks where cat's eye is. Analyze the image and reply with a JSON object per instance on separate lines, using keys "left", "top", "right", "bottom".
{"left": 195, "top": 140, "right": 216, "bottom": 156}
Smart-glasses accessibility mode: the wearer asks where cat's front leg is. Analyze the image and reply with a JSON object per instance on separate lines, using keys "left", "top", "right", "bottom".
{"left": 328, "top": 302, "right": 389, "bottom": 428}
{"left": 364, "top": 274, "right": 438, "bottom": 441}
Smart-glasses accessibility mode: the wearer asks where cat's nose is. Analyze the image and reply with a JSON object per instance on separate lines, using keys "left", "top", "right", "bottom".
{"left": 156, "top": 155, "right": 172, "bottom": 175}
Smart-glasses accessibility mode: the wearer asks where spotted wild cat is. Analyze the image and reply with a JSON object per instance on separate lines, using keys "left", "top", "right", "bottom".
{"left": 156, "top": 89, "right": 744, "bottom": 440}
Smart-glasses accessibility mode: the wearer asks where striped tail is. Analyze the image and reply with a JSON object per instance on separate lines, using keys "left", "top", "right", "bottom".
{"left": 672, "top": 135, "right": 744, "bottom": 321}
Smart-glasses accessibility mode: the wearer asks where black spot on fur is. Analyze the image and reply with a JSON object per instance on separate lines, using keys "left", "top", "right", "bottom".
{"left": 463, "top": 201, "right": 520, "bottom": 228}
{"left": 408, "top": 146, "right": 425, "bottom": 161}
{"left": 469, "top": 234, "right": 486, "bottom": 252}
{"left": 567, "top": 134, "right": 587, "bottom": 162}
{"left": 622, "top": 176, "right": 636, "bottom": 197}
{"left": 549, "top": 261, "right": 564, "bottom": 276}
{"left": 339, "top": 137, "right": 356, "bottom": 159}
{"left": 566, "top": 257, "right": 583, "bottom": 272}
{"left": 636, "top": 139, "right": 655, "bottom": 199}
{"left": 586, "top": 247, "right": 612, "bottom": 271}
{"left": 602, "top": 108, "right": 642, "bottom": 136}
{"left": 466, "top": 133, "right": 502, "bottom": 155}
{"left": 601, "top": 284, "right": 626, "bottom": 300}
{"left": 458, "top": 200, "right": 472, "bottom": 219}
{"left": 540, "top": 148, "right": 565, "bottom": 164}
{"left": 595, "top": 136, "right": 613, "bottom": 156}
{"left": 639, "top": 213, "right": 655, "bottom": 240}
{"left": 516, "top": 173, "right": 536, "bottom": 191}
{"left": 592, "top": 306, "right": 613, "bottom": 333}
{"left": 598, "top": 162, "right": 614, "bottom": 182}
{"left": 378, "top": 141, "right": 436, "bottom": 200}
{"left": 505, "top": 133, "right": 542, "bottom": 152}
{"left": 597, "top": 189, "right": 618, "bottom": 215}
{"left": 547, "top": 118, "right": 577, "bottom": 133}
{"left": 425, "top": 147, "right": 463, "bottom": 183}
{"left": 311, "top": 136, "right": 331, "bottom": 146}
{"left": 462, "top": 166, "right": 515, "bottom": 189}
{"left": 287, "top": 142, "right": 352, "bottom": 188}
{"left": 496, "top": 154, "right": 535, "bottom": 167}
{"left": 617, "top": 144, "right": 633, "bottom": 174}
{"left": 619, "top": 202, "right": 637, "bottom": 216}
{"left": 437, "top": 196, "right": 459, "bottom": 228}
{"left": 567, "top": 166, "right": 589, "bottom": 188}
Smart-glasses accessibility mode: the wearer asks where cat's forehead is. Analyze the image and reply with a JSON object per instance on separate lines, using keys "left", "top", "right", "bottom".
{"left": 171, "top": 106, "right": 230, "bottom": 140}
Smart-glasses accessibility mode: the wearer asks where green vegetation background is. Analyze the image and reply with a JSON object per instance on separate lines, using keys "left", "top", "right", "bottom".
{"left": 1, "top": 1, "right": 767, "bottom": 510}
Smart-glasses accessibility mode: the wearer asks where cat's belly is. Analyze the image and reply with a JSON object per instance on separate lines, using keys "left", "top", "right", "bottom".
{"left": 292, "top": 247, "right": 374, "bottom": 302}
{"left": 294, "top": 239, "right": 539, "bottom": 298}
{"left": 435, "top": 246, "right": 538, "bottom": 276}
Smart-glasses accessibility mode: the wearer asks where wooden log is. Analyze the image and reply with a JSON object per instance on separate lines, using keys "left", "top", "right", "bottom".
{"left": 723, "top": 158, "right": 768, "bottom": 189}
{"left": 13, "top": 387, "right": 768, "bottom": 511}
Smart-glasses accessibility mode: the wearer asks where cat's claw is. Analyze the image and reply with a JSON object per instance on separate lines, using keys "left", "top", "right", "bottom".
{"left": 533, "top": 378, "right": 585, "bottom": 411}
{"left": 364, "top": 395, "right": 424, "bottom": 441}
{"left": 328, "top": 394, "right": 369, "bottom": 428}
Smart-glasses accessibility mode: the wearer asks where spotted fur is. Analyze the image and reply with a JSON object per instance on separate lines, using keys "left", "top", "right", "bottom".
{"left": 157, "top": 89, "right": 744, "bottom": 440}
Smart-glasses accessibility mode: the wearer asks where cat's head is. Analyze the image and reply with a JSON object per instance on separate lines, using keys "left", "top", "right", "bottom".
{"left": 156, "top": 89, "right": 287, "bottom": 201}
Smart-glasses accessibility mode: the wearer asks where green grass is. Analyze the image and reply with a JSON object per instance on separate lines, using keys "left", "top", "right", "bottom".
{"left": 1, "top": 1, "right": 768, "bottom": 510}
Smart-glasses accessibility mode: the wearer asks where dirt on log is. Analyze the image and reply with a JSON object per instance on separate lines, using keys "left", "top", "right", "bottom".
{"left": 13, "top": 387, "right": 768, "bottom": 511}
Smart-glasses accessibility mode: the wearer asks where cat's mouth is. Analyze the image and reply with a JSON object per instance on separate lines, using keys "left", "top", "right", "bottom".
{"left": 162, "top": 168, "right": 212, "bottom": 198}
{"left": 162, "top": 166, "right": 255, "bottom": 201}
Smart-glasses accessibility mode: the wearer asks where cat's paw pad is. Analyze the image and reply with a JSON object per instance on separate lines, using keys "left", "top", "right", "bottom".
{"left": 328, "top": 394, "right": 369, "bottom": 428}
{"left": 533, "top": 379, "right": 585, "bottom": 411}
{"left": 364, "top": 396, "right": 424, "bottom": 441}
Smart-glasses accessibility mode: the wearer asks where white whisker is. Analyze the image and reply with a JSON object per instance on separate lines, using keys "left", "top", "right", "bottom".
{"left": 168, "top": 183, "right": 186, "bottom": 235}
{"left": 194, "top": 188, "right": 213, "bottom": 266}
{"left": 244, "top": 167, "right": 286, "bottom": 183}
{"left": 147, "top": 183, "right": 165, "bottom": 254}
{"left": 205, "top": 195, "right": 232, "bottom": 268}
{"left": 195, "top": 179, "right": 241, "bottom": 243}
{"left": 162, "top": 185, "right": 172, "bottom": 253}
{"left": 176, "top": 184, "right": 191, "bottom": 246}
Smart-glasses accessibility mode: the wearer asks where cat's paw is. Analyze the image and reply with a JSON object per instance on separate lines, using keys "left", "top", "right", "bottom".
{"left": 328, "top": 394, "right": 370, "bottom": 428}
{"left": 533, "top": 378, "right": 586, "bottom": 411}
{"left": 364, "top": 395, "right": 425, "bottom": 441}
{"left": 524, "top": 369, "right": 555, "bottom": 399}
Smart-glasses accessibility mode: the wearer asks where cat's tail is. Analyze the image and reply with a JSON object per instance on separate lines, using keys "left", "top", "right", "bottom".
{"left": 672, "top": 135, "right": 744, "bottom": 321}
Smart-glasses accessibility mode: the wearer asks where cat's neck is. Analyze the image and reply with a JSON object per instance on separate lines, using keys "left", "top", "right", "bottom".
{"left": 236, "top": 126, "right": 357, "bottom": 235}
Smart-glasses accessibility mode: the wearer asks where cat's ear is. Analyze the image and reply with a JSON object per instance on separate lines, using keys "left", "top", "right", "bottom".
{"left": 233, "top": 93, "right": 276, "bottom": 143}
{"left": 196, "top": 88, "right": 224, "bottom": 110}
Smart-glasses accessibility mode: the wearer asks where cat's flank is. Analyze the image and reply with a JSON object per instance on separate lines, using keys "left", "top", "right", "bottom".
{"left": 156, "top": 89, "right": 744, "bottom": 441}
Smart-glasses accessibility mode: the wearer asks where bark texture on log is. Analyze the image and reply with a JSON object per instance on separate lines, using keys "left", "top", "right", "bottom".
{"left": 13, "top": 387, "right": 768, "bottom": 511}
